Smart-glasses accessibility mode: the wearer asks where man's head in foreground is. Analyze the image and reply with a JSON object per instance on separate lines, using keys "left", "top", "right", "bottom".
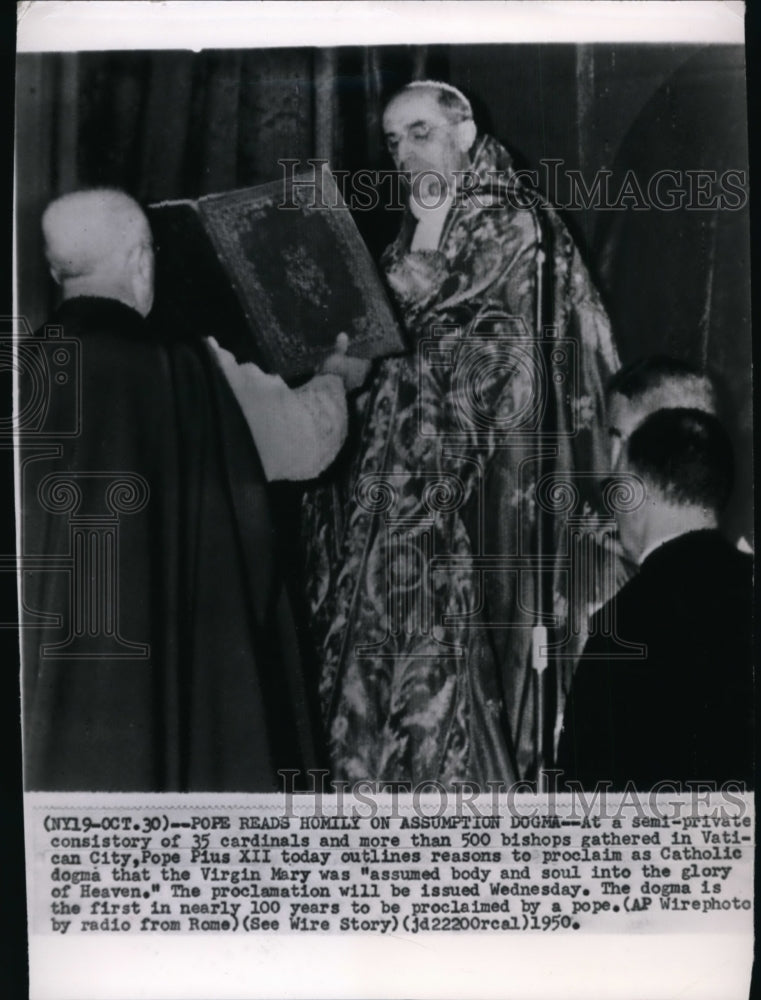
{"left": 382, "top": 81, "right": 477, "bottom": 207}
{"left": 615, "top": 407, "right": 734, "bottom": 563}
{"left": 42, "top": 188, "right": 155, "bottom": 317}
{"left": 606, "top": 356, "right": 718, "bottom": 469}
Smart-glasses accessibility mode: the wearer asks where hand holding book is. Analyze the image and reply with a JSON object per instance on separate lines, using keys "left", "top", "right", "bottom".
{"left": 320, "top": 332, "right": 372, "bottom": 392}
{"left": 206, "top": 336, "right": 349, "bottom": 481}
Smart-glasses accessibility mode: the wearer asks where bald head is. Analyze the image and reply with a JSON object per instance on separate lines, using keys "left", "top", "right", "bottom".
{"left": 394, "top": 80, "right": 474, "bottom": 124}
{"left": 42, "top": 189, "right": 155, "bottom": 316}
{"left": 383, "top": 80, "right": 477, "bottom": 187}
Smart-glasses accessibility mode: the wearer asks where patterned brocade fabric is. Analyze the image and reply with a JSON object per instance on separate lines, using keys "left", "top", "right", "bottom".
{"left": 303, "top": 135, "right": 622, "bottom": 787}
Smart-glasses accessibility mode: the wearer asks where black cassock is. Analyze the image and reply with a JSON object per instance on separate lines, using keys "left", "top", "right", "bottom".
{"left": 557, "top": 530, "right": 753, "bottom": 791}
{"left": 21, "top": 296, "right": 322, "bottom": 791}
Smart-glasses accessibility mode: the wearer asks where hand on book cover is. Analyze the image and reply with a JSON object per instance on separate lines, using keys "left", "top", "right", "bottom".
{"left": 320, "top": 333, "right": 372, "bottom": 392}
{"left": 205, "top": 336, "right": 348, "bottom": 481}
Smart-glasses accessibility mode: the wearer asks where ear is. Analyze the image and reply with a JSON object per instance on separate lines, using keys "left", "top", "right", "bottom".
{"left": 48, "top": 264, "right": 62, "bottom": 286}
{"left": 127, "top": 241, "right": 154, "bottom": 285}
{"left": 136, "top": 242, "right": 154, "bottom": 283}
{"left": 127, "top": 241, "right": 155, "bottom": 316}
{"left": 455, "top": 118, "right": 477, "bottom": 153}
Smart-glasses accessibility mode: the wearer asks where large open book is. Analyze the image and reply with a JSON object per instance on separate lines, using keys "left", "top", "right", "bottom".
{"left": 147, "top": 166, "right": 406, "bottom": 381}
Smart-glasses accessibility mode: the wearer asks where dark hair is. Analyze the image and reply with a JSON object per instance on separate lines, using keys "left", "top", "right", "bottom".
{"left": 606, "top": 355, "right": 716, "bottom": 406}
{"left": 626, "top": 408, "right": 734, "bottom": 512}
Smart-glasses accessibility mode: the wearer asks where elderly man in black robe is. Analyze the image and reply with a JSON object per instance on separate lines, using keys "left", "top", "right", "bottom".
{"left": 20, "top": 188, "right": 356, "bottom": 791}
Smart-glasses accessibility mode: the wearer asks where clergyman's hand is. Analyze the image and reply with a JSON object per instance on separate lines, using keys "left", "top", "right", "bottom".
{"left": 320, "top": 333, "right": 371, "bottom": 392}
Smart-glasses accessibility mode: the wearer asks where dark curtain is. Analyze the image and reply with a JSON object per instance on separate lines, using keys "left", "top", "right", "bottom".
{"left": 16, "top": 46, "right": 442, "bottom": 329}
{"left": 593, "top": 46, "right": 752, "bottom": 542}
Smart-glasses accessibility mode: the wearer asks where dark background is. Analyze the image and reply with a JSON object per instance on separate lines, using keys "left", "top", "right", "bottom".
{"left": 15, "top": 42, "right": 753, "bottom": 541}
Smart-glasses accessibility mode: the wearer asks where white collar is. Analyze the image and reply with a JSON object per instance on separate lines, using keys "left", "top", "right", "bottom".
{"left": 409, "top": 195, "right": 454, "bottom": 252}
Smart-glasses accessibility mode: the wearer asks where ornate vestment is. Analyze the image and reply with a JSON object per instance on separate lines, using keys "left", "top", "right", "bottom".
{"left": 304, "top": 136, "right": 620, "bottom": 786}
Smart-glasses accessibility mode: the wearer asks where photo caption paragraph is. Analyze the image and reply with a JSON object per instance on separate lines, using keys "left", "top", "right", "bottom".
{"left": 26, "top": 791, "right": 754, "bottom": 937}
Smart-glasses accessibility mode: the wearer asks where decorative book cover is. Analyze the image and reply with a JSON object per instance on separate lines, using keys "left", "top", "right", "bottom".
{"left": 149, "top": 166, "right": 406, "bottom": 380}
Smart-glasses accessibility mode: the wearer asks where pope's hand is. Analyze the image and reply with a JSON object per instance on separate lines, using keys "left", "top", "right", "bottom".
{"left": 321, "top": 334, "right": 371, "bottom": 392}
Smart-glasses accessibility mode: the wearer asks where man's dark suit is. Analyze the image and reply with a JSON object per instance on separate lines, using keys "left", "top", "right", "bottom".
{"left": 21, "top": 296, "right": 322, "bottom": 791}
{"left": 557, "top": 529, "right": 753, "bottom": 790}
